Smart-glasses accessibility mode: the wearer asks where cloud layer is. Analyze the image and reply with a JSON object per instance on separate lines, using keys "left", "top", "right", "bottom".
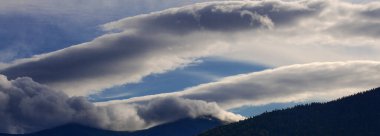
{"left": 3, "top": 0, "right": 380, "bottom": 96}
{"left": 102, "top": 61, "right": 380, "bottom": 109}
{"left": 0, "top": 75, "right": 242, "bottom": 134}
{"left": 2, "top": 0, "right": 380, "bottom": 134}
{"left": 0, "top": 0, "right": 223, "bottom": 64}
{"left": 0, "top": 0, "right": 324, "bottom": 96}
{"left": 2, "top": 61, "right": 379, "bottom": 133}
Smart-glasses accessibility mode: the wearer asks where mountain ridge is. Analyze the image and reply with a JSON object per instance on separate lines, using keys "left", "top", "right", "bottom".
{"left": 199, "top": 87, "right": 380, "bottom": 136}
{"left": 0, "top": 116, "right": 223, "bottom": 136}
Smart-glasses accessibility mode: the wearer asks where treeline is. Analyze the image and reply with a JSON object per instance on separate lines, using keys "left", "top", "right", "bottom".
{"left": 199, "top": 87, "right": 380, "bottom": 136}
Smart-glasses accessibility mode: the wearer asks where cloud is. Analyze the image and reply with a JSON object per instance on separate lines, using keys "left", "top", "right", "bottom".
{"left": 102, "top": 0, "right": 322, "bottom": 33}
{"left": 0, "top": 30, "right": 221, "bottom": 96}
{"left": 0, "top": 75, "right": 100, "bottom": 133}
{"left": 2, "top": 0, "right": 380, "bottom": 97}
{"left": 2, "top": 0, "right": 380, "bottom": 133}
{"left": 0, "top": 0, "right": 324, "bottom": 96}
{"left": 211, "top": 0, "right": 380, "bottom": 66}
{"left": 0, "top": 0, "right": 215, "bottom": 20}
{"left": 0, "top": 0, "right": 217, "bottom": 62}
{"left": 100, "top": 61, "right": 380, "bottom": 109}
{"left": 326, "top": 1, "right": 380, "bottom": 38}
{"left": 0, "top": 74, "right": 242, "bottom": 134}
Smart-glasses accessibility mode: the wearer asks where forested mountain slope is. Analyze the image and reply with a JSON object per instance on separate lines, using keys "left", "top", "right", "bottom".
{"left": 200, "top": 88, "right": 380, "bottom": 136}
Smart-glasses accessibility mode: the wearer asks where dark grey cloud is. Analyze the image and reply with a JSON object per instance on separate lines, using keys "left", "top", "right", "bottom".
{"left": 0, "top": 0, "right": 324, "bottom": 96}
{"left": 0, "top": 0, "right": 215, "bottom": 62}
{"left": 104, "top": 0, "right": 324, "bottom": 34}
{"left": 0, "top": 30, "right": 220, "bottom": 96}
{"left": 0, "top": 75, "right": 102, "bottom": 133}
{"left": 3, "top": 0, "right": 380, "bottom": 95}
{"left": 135, "top": 97, "right": 241, "bottom": 125}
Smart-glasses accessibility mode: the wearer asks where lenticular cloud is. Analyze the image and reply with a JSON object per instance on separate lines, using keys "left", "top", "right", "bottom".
{"left": 0, "top": 0, "right": 324, "bottom": 96}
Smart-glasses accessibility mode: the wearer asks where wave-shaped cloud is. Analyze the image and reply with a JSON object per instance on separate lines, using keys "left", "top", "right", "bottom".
{"left": 101, "top": 61, "right": 380, "bottom": 109}
{"left": 3, "top": 0, "right": 380, "bottom": 96}
{"left": 0, "top": 0, "right": 323, "bottom": 96}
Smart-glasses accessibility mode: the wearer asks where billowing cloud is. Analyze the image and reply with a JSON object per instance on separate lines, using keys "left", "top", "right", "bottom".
{"left": 0, "top": 74, "right": 242, "bottom": 134}
{"left": 0, "top": 0, "right": 324, "bottom": 96}
{"left": 100, "top": 61, "right": 380, "bottom": 109}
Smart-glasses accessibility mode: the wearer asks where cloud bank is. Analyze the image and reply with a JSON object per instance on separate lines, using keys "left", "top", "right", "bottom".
{"left": 101, "top": 61, "right": 380, "bottom": 109}
{"left": 0, "top": 75, "right": 242, "bottom": 134}
{"left": 3, "top": 0, "right": 380, "bottom": 96}
{"left": 2, "top": 61, "right": 378, "bottom": 134}
{"left": 0, "top": 0, "right": 325, "bottom": 96}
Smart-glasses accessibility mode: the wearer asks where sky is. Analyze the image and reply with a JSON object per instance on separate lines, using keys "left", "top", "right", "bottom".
{"left": 0, "top": 0, "right": 379, "bottom": 134}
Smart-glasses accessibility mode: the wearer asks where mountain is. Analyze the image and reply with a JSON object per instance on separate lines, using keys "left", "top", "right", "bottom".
{"left": 199, "top": 87, "right": 380, "bottom": 136}
{"left": 0, "top": 116, "right": 223, "bottom": 136}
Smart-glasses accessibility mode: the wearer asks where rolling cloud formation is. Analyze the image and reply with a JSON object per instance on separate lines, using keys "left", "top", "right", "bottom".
{"left": 0, "top": 75, "right": 242, "bottom": 134}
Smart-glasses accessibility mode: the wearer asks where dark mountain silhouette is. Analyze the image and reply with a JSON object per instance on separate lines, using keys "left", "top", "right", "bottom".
{"left": 0, "top": 116, "right": 223, "bottom": 136}
{"left": 199, "top": 87, "right": 380, "bottom": 136}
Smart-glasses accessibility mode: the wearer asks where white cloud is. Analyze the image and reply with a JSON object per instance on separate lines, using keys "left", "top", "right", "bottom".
{"left": 0, "top": 74, "right": 242, "bottom": 134}
{"left": 0, "top": 30, "right": 228, "bottom": 96}
{"left": 99, "top": 61, "right": 380, "bottom": 109}
{"left": 212, "top": 0, "right": 380, "bottom": 66}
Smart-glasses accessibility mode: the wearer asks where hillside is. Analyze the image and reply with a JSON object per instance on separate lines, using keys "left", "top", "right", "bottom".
{"left": 0, "top": 116, "right": 223, "bottom": 136}
{"left": 199, "top": 88, "right": 380, "bottom": 136}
